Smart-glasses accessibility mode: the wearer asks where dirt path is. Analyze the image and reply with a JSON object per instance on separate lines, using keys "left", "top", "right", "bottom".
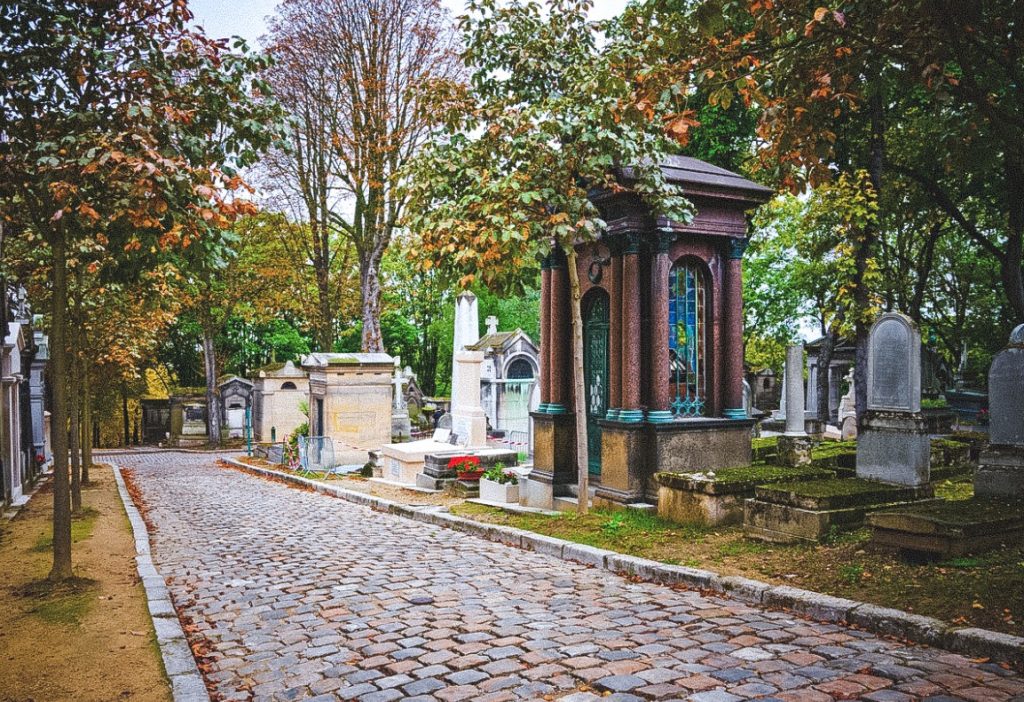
{"left": 0, "top": 467, "right": 171, "bottom": 702}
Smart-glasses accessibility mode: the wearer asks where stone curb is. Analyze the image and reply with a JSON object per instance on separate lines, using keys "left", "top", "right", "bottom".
{"left": 224, "top": 458, "right": 1024, "bottom": 669}
{"left": 111, "top": 464, "right": 211, "bottom": 702}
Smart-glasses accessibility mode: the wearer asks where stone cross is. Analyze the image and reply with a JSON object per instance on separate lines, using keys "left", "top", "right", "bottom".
{"left": 486, "top": 315, "right": 499, "bottom": 335}
{"left": 784, "top": 343, "right": 806, "bottom": 435}
{"left": 392, "top": 359, "right": 408, "bottom": 411}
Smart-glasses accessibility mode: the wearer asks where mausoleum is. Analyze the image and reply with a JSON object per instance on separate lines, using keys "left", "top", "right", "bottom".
{"left": 253, "top": 360, "right": 309, "bottom": 443}
{"left": 530, "top": 156, "right": 772, "bottom": 507}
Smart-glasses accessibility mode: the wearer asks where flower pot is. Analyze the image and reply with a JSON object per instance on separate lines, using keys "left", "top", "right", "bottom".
{"left": 480, "top": 477, "right": 519, "bottom": 503}
{"left": 457, "top": 470, "right": 484, "bottom": 481}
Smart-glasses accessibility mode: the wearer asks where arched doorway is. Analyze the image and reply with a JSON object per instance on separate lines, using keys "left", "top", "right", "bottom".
{"left": 583, "top": 291, "right": 609, "bottom": 476}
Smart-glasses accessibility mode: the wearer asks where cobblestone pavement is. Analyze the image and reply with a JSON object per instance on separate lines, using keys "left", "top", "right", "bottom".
{"left": 117, "top": 451, "right": 1024, "bottom": 702}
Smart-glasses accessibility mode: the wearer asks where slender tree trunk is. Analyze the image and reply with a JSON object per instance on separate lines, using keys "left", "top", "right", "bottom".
{"left": 854, "top": 83, "right": 886, "bottom": 418}
{"left": 1003, "top": 153, "right": 1024, "bottom": 322}
{"left": 360, "top": 249, "right": 385, "bottom": 353}
{"left": 202, "top": 327, "right": 222, "bottom": 448}
{"left": 121, "top": 384, "right": 130, "bottom": 447}
{"left": 910, "top": 224, "right": 941, "bottom": 322}
{"left": 565, "top": 245, "right": 589, "bottom": 515}
{"left": 314, "top": 256, "right": 334, "bottom": 351}
{"left": 81, "top": 362, "right": 92, "bottom": 482}
{"left": 49, "top": 230, "right": 72, "bottom": 581}
{"left": 816, "top": 329, "right": 836, "bottom": 425}
{"left": 69, "top": 348, "right": 81, "bottom": 514}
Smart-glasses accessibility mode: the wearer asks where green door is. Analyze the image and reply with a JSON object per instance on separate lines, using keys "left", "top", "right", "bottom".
{"left": 584, "top": 293, "right": 609, "bottom": 476}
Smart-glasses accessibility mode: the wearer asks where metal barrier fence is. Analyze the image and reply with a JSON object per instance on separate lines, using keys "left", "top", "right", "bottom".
{"left": 297, "top": 436, "right": 335, "bottom": 476}
{"left": 492, "top": 429, "right": 532, "bottom": 459}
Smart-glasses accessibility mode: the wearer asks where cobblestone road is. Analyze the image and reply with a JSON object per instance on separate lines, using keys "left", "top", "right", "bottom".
{"left": 117, "top": 451, "right": 1024, "bottom": 702}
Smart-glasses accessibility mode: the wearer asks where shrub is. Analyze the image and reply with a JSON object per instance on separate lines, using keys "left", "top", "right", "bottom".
{"left": 483, "top": 462, "right": 518, "bottom": 485}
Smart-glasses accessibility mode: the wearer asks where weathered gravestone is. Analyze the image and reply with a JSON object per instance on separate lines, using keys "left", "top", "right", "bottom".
{"left": 856, "top": 312, "right": 931, "bottom": 486}
{"left": 975, "top": 324, "right": 1024, "bottom": 498}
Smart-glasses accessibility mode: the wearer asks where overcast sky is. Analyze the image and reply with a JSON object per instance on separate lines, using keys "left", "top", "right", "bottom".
{"left": 189, "top": 0, "right": 631, "bottom": 47}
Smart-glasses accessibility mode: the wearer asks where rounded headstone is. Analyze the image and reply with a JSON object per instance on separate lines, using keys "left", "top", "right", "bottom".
{"left": 1010, "top": 323, "right": 1024, "bottom": 346}
{"left": 866, "top": 312, "right": 921, "bottom": 413}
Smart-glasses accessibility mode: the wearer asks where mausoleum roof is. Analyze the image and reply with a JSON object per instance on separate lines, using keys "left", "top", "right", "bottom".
{"left": 302, "top": 352, "right": 394, "bottom": 369}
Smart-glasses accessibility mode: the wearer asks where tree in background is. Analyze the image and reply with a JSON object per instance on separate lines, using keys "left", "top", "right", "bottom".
{"left": 264, "top": 0, "right": 462, "bottom": 353}
{"left": 0, "top": 0, "right": 280, "bottom": 579}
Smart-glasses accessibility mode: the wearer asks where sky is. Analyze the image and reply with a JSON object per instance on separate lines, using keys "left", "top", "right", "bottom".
{"left": 189, "top": 0, "right": 631, "bottom": 47}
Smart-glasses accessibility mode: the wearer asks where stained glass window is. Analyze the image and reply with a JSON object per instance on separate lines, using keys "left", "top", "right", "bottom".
{"left": 668, "top": 262, "right": 707, "bottom": 417}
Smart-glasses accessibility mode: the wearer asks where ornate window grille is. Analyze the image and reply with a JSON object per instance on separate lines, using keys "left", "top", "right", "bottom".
{"left": 668, "top": 262, "right": 707, "bottom": 417}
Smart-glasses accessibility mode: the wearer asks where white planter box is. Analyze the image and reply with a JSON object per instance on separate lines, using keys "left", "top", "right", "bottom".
{"left": 479, "top": 477, "right": 519, "bottom": 503}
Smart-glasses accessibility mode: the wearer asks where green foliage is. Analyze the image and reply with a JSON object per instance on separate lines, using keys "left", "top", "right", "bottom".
{"left": 483, "top": 462, "right": 518, "bottom": 485}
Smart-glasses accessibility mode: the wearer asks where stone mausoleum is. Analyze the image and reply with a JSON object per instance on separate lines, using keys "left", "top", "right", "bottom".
{"left": 530, "top": 156, "right": 772, "bottom": 507}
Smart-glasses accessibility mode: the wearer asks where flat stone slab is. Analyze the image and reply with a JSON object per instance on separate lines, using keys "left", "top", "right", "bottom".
{"left": 754, "top": 478, "right": 933, "bottom": 511}
{"left": 868, "top": 496, "right": 1024, "bottom": 555}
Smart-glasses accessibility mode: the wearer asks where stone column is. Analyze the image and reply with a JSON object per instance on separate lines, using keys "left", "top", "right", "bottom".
{"left": 722, "top": 238, "right": 747, "bottom": 418}
{"left": 784, "top": 343, "right": 806, "bottom": 435}
{"left": 619, "top": 234, "right": 643, "bottom": 422}
{"left": 779, "top": 342, "right": 812, "bottom": 467}
{"left": 606, "top": 245, "right": 623, "bottom": 419}
{"left": 548, "top": 248, "right": 569, "bottom": 414}
{"left": 538, "top": 254, "right": 552, "bottom": 413}
{"left": 648, "top": 234, "right": 673, "bottom": 422}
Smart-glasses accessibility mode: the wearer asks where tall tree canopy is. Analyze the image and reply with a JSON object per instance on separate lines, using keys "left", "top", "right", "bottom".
{"left": 0, "top": 0, "right": 281, "bottom": 578}
{"left": 264, "top": 0, "right": 462, "bottom": 353}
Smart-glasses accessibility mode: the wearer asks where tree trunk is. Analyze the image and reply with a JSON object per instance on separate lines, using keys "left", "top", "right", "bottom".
{"left": 48, "top": 230, "right": 72, "bottom": 581}
{"left": 81, "top": 362, "right": 92, "bottom": 482}
{"left": 314, "top": 257, "right": 334, "bottom": 351}
{"left": 816, "top": 329, "right": 836, "bottom": 425}
{"left": 1003, "top": 153, "right": 1024, "bottom": 322}
{"left": 360, "top": 249, "right": 385, "bottom": 353}
{"left": 121, "top": 384, "right": 130, "bottom": 447}
{"left": 69, "top": 347, "right": 81, "bottom": 514}
{"left": 202, "top": 328, "right": 222, "bottom": 448}
{"left": 565, "top": 245, "right": 589, "bottom": 515}
{"left": 854, "top": 82, "right": 886, "bottom": 418}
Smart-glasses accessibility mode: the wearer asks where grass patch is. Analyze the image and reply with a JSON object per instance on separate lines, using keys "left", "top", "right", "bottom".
{"left": 18, "top": 576, "right": 98, "bottom": 628}
{"left": 934, "top": 477, "right": 974, "bottom": 501}
{"left": 31, "top": 507, "right": 99, "bottom": 553}
{"left": 751, "top": 437, "right": 778, "bottom": 450}
{"left": 451, "top": 502, "right": 709, "bottom": 554}
{"left": 810, "top": 440, "right": 857, "bottom": 461}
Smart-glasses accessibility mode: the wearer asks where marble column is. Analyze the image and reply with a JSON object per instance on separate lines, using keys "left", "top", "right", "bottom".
{"left": 606, "top": 245, "right": 623, "bottom": 420}
{"left": 784, "top": 343, "right": 807, "bottom": 435}
{"left": 722, "top": 237, "right": 747, "bottom": 419}
{"left": 648, "top": 234, "right": 673, "bottom": 422}
{"left": 548, "top": 248, "right": 569, "bottom": 414}
{"left": 619, "top": 234, "right": 643, "bottom": 422}
{"left": 538, "top": 254, "right": 552, "bottom": 413}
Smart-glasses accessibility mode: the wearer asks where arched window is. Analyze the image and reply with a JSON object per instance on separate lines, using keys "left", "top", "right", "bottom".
{"left": 506, "top": 358, "right": 534, "bottom": 380}
{"left": 281, "top": 381, "right": 297, "bottom": 390}
{"left": 668, "top": 261, "right": 707, "bottom": 417}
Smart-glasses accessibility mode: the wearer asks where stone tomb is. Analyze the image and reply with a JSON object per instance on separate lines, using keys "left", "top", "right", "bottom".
{"left": 253, "top": 360, "right": 309, "bottom": 443}
{"left": 976, "top": 324, "right": 1024, "bottom": 498}
{"left": 304, "top": 352, "right": 394, "bottom": 467}
{"left": 745, "top": 313, "right": 934, "bottom": 543}
{"left": 856, "top": 312, "right": 931, "bottom": 487}
{"left": 531, "top": 156, "right": 772, "bottom": 510}
{"left": 219, "top": 375, "right": 254, "bottom": 440}
{"left": 169, "top": 393, "right": 209, "bottom": 447}
{"left": 867, "top": 325, "right": 1024, "bottom": 556}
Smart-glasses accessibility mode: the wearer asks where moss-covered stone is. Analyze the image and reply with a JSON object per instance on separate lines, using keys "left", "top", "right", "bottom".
{"left": 655, "top": 464, "right": 834, "bottom": 494}
{"left": 868, "top": 497, "right": 1024, "bottom": 555}
{"left": 756, "top": 477, "right": 934, "bottom": 510}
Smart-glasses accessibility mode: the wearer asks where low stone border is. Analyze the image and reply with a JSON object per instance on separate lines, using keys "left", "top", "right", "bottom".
{"left": 224, "top": 457, "right": 1024, "bottom": 669}
{"left": 110, "top": 464, "right": 210, "bottom": 702}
